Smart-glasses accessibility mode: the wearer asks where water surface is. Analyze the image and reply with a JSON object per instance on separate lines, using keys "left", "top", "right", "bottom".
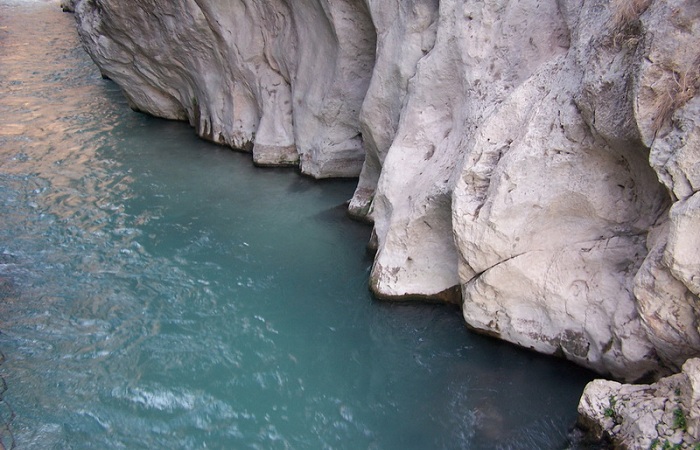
{"left": 0, "top": 1, "right": 595, "bottom": 448}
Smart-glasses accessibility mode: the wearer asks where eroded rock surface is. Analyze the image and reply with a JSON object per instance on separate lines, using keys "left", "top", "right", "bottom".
{"left": 72, "top": 0, "right": 700, "bottom": 380}
{"left": 578, "top": 358, "right": 700, "bottom": 449}
{"left": 74, "top": 0, "right": 375, "bottom": 177}
{"left": 361, "top": 0, "right": 700, "bottom": 381}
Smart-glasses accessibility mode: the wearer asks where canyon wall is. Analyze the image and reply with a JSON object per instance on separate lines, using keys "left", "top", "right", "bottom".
{"left": 71, "top": 0, "right": 700, "bottom": 381}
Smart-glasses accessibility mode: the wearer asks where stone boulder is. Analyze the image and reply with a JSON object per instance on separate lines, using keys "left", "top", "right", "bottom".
{"left": 577, "top": 358, "right": 700, "bottom": 449}
{"left": 352, "top": 0, "right": 700, "bottom": 380}
{"left": 362, "top": 0, "right": 700, "bottom": 381}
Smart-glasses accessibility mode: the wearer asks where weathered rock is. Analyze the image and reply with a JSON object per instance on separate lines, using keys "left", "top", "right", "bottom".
{"left": 631, "top": 0, "right": 700, "bottom": 375}
{"left": 347, "top": 0, "right": 439, "bottom": 220}
{"left": 367, "top": 0, "right": 572, "bottom": 303}
{"left": 447, "top": 0, "right": 698, "bottom": 380}
{"left": 634, "top": 219, "right": 700, "bottom": 371}
{"left": 451, "top": 47, "right": 667, "bottom": 379}
{"left": 578, "top": 358, "right": 700, "bottom": 449}
{"left": 71, "top": 0, "right": 700, "bottom": 379}
{"left": 73, "top": 0, "right": 375, "bottom": 177}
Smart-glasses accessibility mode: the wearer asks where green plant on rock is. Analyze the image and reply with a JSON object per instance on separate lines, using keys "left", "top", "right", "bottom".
{"left": 660, "top": 440, "right": 682, "bottom": 450}
{"left": 604, "top": 395, "right": 618, "bottom": 421}
{"left": 649, "top": 439, "right": 683, "bottom": 450}
{"left": 672, "top": 407, "right": 687, "bottom": 432}
{"left": 650, "top": 439, "right": 682, "bottom": 450}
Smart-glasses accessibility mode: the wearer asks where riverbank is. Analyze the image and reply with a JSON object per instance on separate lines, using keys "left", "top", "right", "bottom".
{"left": 70, "top": 0, "right": 700, "bottom": 383}
{"left": 0, "top": 2, "right": 596, "bottom": 447}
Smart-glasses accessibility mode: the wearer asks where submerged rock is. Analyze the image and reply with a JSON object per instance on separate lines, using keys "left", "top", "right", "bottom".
{"left": 71, "top": 0, "right": 700, "bottom": 380}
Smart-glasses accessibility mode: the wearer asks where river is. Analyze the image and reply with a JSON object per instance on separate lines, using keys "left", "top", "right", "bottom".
{"left": 0, "top": 1, "right": 595, "bottom": 449}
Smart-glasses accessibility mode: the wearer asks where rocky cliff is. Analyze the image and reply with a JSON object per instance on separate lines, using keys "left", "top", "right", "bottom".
{"left": 578, "top": 358, "right": 700, "bottom": 448}
{"left": 71, "top": 0, "right": 700, "bottom": 382}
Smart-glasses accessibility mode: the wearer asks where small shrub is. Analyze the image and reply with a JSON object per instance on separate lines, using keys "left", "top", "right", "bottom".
{"left": 672, "top": 407, "right": 687, "bottom": 432}
{"left": 604, "top": 395, "right": 618, "bottom": 420}
{"left": 612, "top": 0, "right": 651, "bottom": 23}
{"left": 652, "top": 64, "right": 700, "bottom": 133}
{"left": 660, "top": 440, "right": 682, "bottom": 450}
{"left": 608, "top": 0, "right": 652, "bottom": 49}
{"left": 649, "top": 439, "right": 683, "bottom": 450}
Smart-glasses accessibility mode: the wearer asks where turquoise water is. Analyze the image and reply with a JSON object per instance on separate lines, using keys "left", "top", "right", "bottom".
{"left": 0, "top": 1, "right": 595, "bottom": 449}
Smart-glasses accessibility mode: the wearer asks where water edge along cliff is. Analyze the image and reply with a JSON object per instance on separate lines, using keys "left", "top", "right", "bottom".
{"left": 68, "top": 0, "right": 700, "bottom": 445}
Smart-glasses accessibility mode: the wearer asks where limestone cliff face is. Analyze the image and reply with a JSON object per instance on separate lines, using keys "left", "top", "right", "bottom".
{"left": 72, "top": 0, "right": 700, "bottom": 381}
{"left": 74, "top": 0, "right": 375, "bottom": 176}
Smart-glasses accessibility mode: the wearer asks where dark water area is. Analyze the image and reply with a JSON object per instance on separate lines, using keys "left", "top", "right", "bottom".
{"left": 0, "top": 1, "right": 596, "bottom": 448}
